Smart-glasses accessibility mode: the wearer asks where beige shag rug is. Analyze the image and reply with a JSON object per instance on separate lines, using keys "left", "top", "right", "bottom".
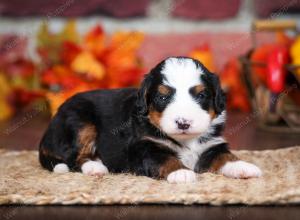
{"left": 1, "top": 147, "right": 300, "bottom": 205}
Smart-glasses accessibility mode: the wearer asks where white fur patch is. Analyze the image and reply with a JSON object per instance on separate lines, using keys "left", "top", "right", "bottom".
{"left": 81, "top": 160, "right": 109, "bottom": 176}
{"left": 143, "top": 136, "right": 181, "bottom": 152}
{"left": 160, "top": 58, "right": 211, "bottom": 137}
{"left": 220, "top": 160, "right": 262, "bottom": 179}
{"left": 162, "top": 58, "right": 203, "bottom": 88}
{"left": 167, "top": 169, "right": 197, "bottom": 183}
{"left": 211, "top": 110, "right": 226, "bottom": 125}
{"left": 143, "top": 135, "right": 227, "bottom": 171}
{"left": 53, "top": 163, "right": 69, "bottom": 173}
{"left": 179, "top": 137, "right": 226, "bottom": 170}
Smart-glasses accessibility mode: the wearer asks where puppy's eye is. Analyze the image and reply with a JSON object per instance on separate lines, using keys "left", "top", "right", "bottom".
{"left": 197, "top": 92, "right": 206, "bottom": 99}
{"left": 159, "top": 95, "right": 168, "bottom": 101}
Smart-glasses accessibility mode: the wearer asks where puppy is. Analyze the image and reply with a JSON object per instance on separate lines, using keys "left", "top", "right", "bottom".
{"left": 39, "top": 57, "right": 262, "bottom": 183}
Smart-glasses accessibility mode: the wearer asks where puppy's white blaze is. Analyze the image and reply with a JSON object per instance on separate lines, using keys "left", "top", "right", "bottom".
{"left": 167, "top": 169, "right": 197, "bottom": 183}
{"left": 53, "top": 163, "right": 69, "bottom": 173}
{"left": 162, "top": 58, "right": 203, "bottom": 88}
{"left": 220, "top": 160, "right": 262, "bottom": 179}
{"left": 81, "top": 160, "right": 109, "bottom": 176}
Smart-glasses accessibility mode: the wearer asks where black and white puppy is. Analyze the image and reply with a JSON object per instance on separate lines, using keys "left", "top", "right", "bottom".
{"left": 39, "top": 57, "right": 262, "bottom": 183}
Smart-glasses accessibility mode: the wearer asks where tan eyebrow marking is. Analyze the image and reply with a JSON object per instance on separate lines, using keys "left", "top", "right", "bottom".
{"left": 158, "top": 85, "right": 171, "bottom": 95}
{"left": 193, "top": 85, "right": 205, "bottom": 94}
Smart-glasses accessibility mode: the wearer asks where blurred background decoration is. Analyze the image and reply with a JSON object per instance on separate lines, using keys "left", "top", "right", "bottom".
{"left": 0, "top": 35, "right": 42, "bottom": 120}
{"left": 37, "top": 21, "right": 144, "bottom": 114}
{"left": 0, "top": 0, "right": 299, "bottom": 132}
{"left": 0, "top": 21, "right": 144, "bottom": 117}
{"left": 240, "top": 20, "right": 300, "bottom": 132}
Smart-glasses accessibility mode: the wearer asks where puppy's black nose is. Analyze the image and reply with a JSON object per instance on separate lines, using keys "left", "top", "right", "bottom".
{"left": 175, "top": 119, "right": 190, "bottom": 130}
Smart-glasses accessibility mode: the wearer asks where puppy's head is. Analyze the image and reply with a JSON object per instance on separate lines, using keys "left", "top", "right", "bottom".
{"left": 136, "top": 57, "right": 225, "bottom": 141}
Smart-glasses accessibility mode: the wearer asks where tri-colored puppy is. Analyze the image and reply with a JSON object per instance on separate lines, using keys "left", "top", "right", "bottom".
{"left": 39, "top": 57, "right": 262, "bottom": 183}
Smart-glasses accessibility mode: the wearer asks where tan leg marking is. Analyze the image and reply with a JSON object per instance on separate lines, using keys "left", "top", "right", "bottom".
{"left": 209, "top": 153, "right": 238, "bottom": 172}
{"left": 159, "top": 157, "right": 186, "bottom": 179}
{"left": 76, "top": 124, "right": 97, "bottom": 166}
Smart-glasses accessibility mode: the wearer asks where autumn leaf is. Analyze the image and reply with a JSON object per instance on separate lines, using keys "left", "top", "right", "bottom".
{"left": 83, "top": 25, "right": 106, "bottom": 58}
{"left": 46, "top": 84, "right": 93, "bottom": 115}
{"left": 0, "top": 74, "right": 13, "bottom": 120}
{"left": 189, "top": 44, "right": 215, "bottom": 72}
{"left": 61, "top": 41, "right": 82, "bottom": 65}
{"left": 71, "top": 52, "right": 105, "bottom": 80}
{"left": 110, "top": 31, "right": 144, "bottom": 52}
{"left": 59, "top": 20, "right": 80, "bottom": 44}
{"left": 36, "top": 23, "right": 145, "bottom": 115}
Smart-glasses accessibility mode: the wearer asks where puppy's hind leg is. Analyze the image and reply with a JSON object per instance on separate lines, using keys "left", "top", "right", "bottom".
{"left": 76, "top": 124, "right": 109, "bottom": 176}
{"left": 39, "top": 146, "right": 70, "bottom": 173}
{"left": 53, "top": 163, "right": 70, "bottom": 173}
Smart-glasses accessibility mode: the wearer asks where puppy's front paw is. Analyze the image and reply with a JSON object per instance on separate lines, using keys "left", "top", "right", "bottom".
{"left": 220, "top": 160, "right": 262, "bottom": 179}
{"left": 81, "top": 160, "right": 109, "bottom": 176}
{"left": 167, "top": 169, "right": 197, "bottom": 183}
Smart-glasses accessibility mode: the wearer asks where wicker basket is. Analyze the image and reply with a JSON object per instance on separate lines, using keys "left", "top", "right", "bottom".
{"left": 240, "top": 20, "right": 300, "bottom": 133}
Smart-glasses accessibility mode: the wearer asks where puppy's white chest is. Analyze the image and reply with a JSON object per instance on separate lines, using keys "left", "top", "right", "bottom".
{"left": 178, "top": 139, "right": 204, "bottom": 170}
{"left": 179, "top": 149, "right": 199, "bottom": 170}
{"left": 178, "top": 137, "right": 226, "bottom": 171}
{"left": 144, "top": 136, "right": 225, "bottom": 171}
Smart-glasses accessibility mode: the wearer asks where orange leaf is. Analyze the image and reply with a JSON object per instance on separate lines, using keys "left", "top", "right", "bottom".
{"left": 189, "top": 44, "right": 215, "bottom": 72}
{"left": 61, "top": 41, "right": 82, "bottom": 65}
{"left": 83, "top": 25, "right": 106, "bottom": 58}
{"left": 71, "top": 52, "right": 105, "bottom": 80}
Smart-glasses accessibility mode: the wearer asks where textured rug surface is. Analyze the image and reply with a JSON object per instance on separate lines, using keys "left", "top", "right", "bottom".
{"left": 1, "top": 147, "right": 300, "bottom": 205}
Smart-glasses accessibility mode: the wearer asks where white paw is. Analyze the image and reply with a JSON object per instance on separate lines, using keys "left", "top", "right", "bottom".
{"left": 81, "top": 160, "right": 109, "bottom": 176}
{"left": 53, "top": 163, "right": 69, "bottom": 173}
{"left": 220, "top": 160, "right": 262, "bottom": 179}
{"left": 167, "top": 169, "right": 197, "bottom": 183}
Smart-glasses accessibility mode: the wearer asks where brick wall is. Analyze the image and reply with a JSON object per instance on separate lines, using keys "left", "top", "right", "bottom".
{"left": 1, "top": 0, "right": 299, "bottom": 19}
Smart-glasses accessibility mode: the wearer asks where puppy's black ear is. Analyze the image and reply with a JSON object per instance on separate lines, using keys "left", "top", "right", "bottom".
{"left": 136, "top": 73, "right": 153, "bottom": 116}
{"left": 211, "top": 73, "right": 226, "bottom": 114}
{"left": 202, "top": 73, "right": 226, "bottom": 114}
